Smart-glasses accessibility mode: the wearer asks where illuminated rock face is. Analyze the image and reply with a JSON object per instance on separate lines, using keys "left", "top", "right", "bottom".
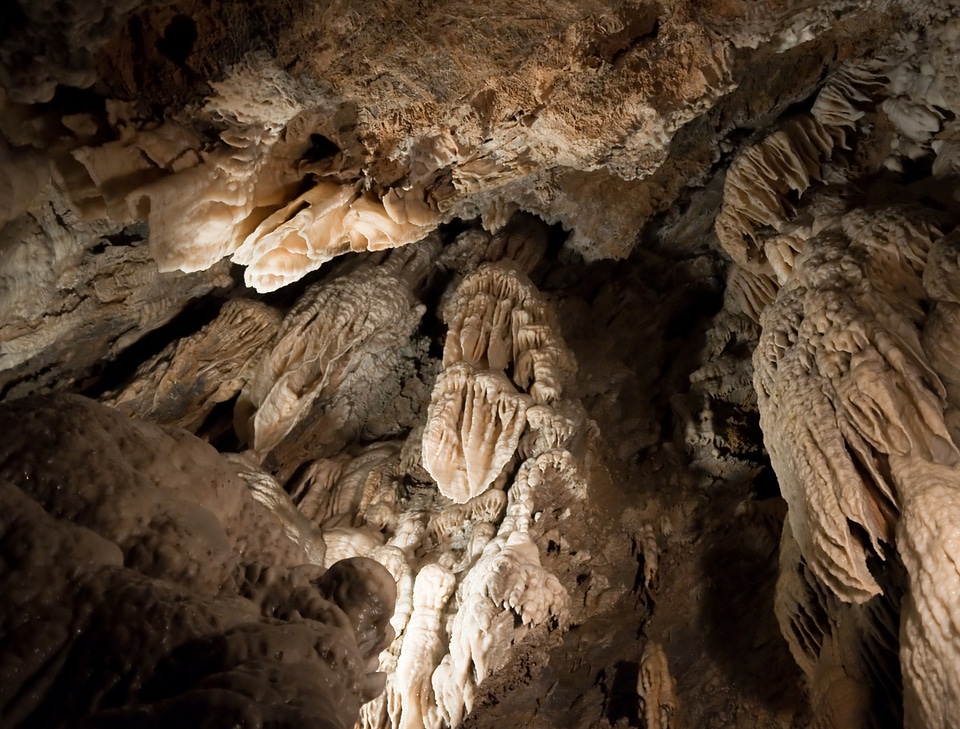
{"left": 3, "top": 2, "right": 960, "bottom": 729}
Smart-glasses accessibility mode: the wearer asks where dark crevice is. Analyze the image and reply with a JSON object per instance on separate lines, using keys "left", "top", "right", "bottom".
{"left": 304, "top": 133, "right": 341, "bottom": 162}
{"left": 81, "top": 295, "right": 230, "bottom": 399}
{"left": 157, "top": 15, "right": 198, "bottom": 65}
{"left": 0, "top": 0, "right": 28, "bottom": 43}
{"left": 604, "top": 660, "right": 641, "bottom": 727}
{"left": 753, "top": 464, "right": 782, "bottom": 500}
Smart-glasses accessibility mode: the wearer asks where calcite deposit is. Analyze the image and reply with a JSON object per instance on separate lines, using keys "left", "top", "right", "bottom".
{"left": 3, "top": 1, "right": 960, "bottom": 728}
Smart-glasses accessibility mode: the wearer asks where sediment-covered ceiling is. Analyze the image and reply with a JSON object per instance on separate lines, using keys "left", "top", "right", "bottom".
{"left": 2, "top": 1, "right": 960, "bottom": 728}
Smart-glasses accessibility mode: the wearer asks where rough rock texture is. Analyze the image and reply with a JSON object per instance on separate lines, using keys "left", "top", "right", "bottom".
{"left": 0, "top": 394, "right": 395, "bottom": 729}
{"left": 103, "top": 297, "right": 281, "bottom": 431}
{"left": 4, "top": 1, "right": 960, "bottom": 729}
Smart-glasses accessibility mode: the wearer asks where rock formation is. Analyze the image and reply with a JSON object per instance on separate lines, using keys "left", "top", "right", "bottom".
{"left": 3, "top": 1, "right": 960, "bottom": 728}
{"left": 0, "top": 393, "right": 395, "bottom": 728}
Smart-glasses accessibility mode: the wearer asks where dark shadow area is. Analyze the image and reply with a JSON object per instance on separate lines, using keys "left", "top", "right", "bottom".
{"left": 753, "top": 464, "right": 781, "bottom": 500}
{"left": 604, "top": 660, "right": 641, "bottom": 727}
{"left": 199, "top": 395, "right": 242, "bottom": 450}
{"left": 81, "top": 294, "right": 229, "bottom": 399}
{"left": 0, "top": 0, "right": 27, "bottom": 43}
{"left": 303, "top": 133, "right": 341, "bottom": 162}
{"left": 698, "top": 518, "right": 807, "bottom": 713}
{"left": 157, "top": 15, "right": 197, "bottom": 65}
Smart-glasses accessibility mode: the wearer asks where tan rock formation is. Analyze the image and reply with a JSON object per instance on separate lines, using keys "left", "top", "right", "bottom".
{"left": 421, "top": 363, "right": 531, "bottom": 504}
{"left": 235, "top": 265, "right": 425, "bottom": 457}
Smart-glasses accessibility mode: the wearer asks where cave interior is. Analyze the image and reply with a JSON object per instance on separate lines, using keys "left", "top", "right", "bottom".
{"left": 2, "top": 1, "right": 960, "bottom": 728}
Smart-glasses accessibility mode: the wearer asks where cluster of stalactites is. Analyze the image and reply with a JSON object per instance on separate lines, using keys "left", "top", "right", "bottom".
{"left": 716, "top": 27, "right": 960, "bottom": 329}
{"left": 124, "top": 151, "right": 440, "bottom": 293}
{"left": 713, "top": 57, "right": 894, "bottom": 325}
{"left": 31, "top": 55, "right": 444, "bottom": 294}
{"left": 285, "top": 381, "right": 589, "bottom": 729}
{"left": 754, "top": 205, "right": 946, "bottom": 602}
{"left": 441, "top": 262, "right": 575, "bottom": 404}
{"left": 752, "top": 199, "right": 960, "bottom": 729}
{"left": 734, "top": 45, "right": 960, "bottom": 714}
{"left": 250, "top": 222, "right": 594, "bottom": 729}
{"left": 715, "top": 116, "right": 837, "bottom": 272}
{"left": 109, "top": 218, "right": 592, "bottom": 729}
{"left": 712, "top": 83, "right": 856, "bottom": 329}
{"left": 230, "top": 181, "right": 439, "bottom": 293}
{"left": 422, "top": 261, "right": 576, "bottom": 503}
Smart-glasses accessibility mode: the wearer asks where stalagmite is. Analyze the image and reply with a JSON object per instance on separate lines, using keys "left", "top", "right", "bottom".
{"left": 392, "top": 564, "right": 456, "bottom": 729}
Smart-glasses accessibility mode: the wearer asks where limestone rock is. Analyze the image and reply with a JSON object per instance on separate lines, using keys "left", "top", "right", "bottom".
{"left": 236, "top": 267, "right": 425, "bottom": 457}
{"left": 5, "top": 3, "right": 960, "bottom": 729}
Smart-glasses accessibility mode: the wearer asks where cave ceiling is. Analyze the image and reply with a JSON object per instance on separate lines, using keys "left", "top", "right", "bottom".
{"left": 3, "top": 1, "right": 960, "bottom": 728}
